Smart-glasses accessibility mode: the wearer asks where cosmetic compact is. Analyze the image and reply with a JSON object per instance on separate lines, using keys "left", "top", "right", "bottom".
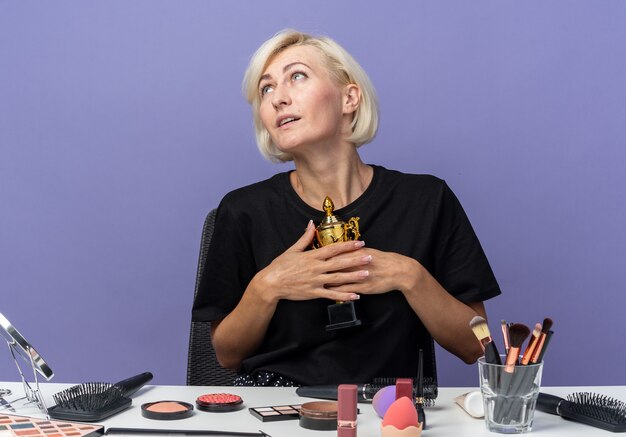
{"left": 141, "top": 400, "right": 194, "bottom": 420}
{"left": 196, "top": 393, "right": 244, "bottom": 412}
{"left": 249, "top": 404, "right": 302, "bottom": 422}
{"left": 299, "top": 401, "right": 338, "bottom": 431}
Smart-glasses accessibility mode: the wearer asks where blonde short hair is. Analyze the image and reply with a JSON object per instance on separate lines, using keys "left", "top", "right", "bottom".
{"left": 242, "top": 29, "right": 379, "bottom": 163}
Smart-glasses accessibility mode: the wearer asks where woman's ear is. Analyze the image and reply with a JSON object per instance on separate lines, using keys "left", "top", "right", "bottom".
{"left": 343, "top": 84, "right": 361, "bottom": 114}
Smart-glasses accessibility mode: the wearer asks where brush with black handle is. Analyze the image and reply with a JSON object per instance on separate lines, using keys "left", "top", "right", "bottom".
{"left": 48, "top": 371, "right": 153, "bottom": 422}
{"left": 537, "top": 392, "right": 626, "bottom": 432}
{"left": 505, "top": 319, "right": 554, "bottom": 422}
{"left": 520, "top": 323, "right": 542, "bottom": 366}
{"left": 470, "top": 316, "right": 502, "bottom": 365}
{"left": 529, "top": 318, "right": 553, "bottom": 364}
{"left": 494, "top": 323, "right": 530, "bottom": 424}
{"left": 470, "top": 315, "right": 503, "bottom": 418}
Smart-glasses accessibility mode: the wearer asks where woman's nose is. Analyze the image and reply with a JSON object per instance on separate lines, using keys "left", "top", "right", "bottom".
{"left": 271, "top": 85, "right": 291, "bottom": 109}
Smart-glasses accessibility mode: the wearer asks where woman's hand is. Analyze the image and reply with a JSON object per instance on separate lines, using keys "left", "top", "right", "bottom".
{"left": 212, "top": 221, "right": 373, "bottom": 370}
{"left": 251, "top": 220, "right": 372, "bottom": 304}
{"left": 324, "top": 247, "right": 417, "bottom": 296}
{"left": 326, "top": 246, "right": 487, "bottom": 364}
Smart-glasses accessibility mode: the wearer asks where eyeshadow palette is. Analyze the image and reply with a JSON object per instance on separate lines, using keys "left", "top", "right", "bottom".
{"left": 0, "top": 414, "right": 103, "bottom": 436}
{"left": 248, "top": 404, "right": 302, "bottom": 422}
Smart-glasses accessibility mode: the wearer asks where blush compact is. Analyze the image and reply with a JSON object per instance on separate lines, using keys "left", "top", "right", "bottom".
{"left": 196, "top": 393, "right": 244, "bottom": 412}
{"left": 141, "top": 400, "right": 194, "bottom": 420}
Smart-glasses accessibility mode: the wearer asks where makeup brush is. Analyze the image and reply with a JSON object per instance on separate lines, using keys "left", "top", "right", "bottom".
{"left": 504, "top": 323, "right": 530, "bottom": 373}
{"left": 536, "top": 330, "right": 553, "bottom": 362}
{"left": 504, "top": 324, "right": 544, "bottom": 422}
{"left": 49, "top": 372, "right": 153, "bottom": 422}
{"left": 470, "top": 316, "right": 502, "bottom": 365}
{"left": 537, "top": 392, "right": 626, "bottom": 432}
{"left": 520, "top": 323, "right": 542, "bottom": 365}
{"left": 530, "top": 318, "right": 553, "bottom": 363}
{"left": 501, "top": 320, "right": 511, "bottom": 356}
{"left": 494, "top": 323, "right": 530, "bottom": 423}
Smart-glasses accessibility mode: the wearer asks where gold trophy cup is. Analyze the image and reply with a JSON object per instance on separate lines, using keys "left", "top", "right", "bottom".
{"left": 314, "top": 196, "right": 363, "bottom": 331}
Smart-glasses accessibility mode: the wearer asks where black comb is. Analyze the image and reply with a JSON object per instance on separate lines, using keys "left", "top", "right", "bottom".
{"left": 537, "top": 392, "right": 626, "bottom": 432}
{"left": 48, "top": 372, "right": 152, "bottom": 422}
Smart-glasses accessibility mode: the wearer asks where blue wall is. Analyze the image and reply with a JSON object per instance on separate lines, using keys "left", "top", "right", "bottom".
{"left": 1, "top": 1, "right": 625, "bottom": 387}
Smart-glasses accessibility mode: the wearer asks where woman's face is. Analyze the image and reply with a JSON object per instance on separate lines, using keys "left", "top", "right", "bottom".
{"left": 258, "top": 45, "right": 353, "bottom": 157}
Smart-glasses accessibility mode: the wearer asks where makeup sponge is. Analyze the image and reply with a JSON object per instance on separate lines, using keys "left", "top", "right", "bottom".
{"left": 381, "top": 397, "right": 422, "bottom": 437}
{"left": 373, "top": 386, "right": 396, "bottom": 418}
{"left": 382, "top": 397, "right": 419, "bottom": 428}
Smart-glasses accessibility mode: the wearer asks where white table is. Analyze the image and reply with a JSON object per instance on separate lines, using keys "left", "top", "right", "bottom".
{"left": 1, "top": 382, "right": 624, "bottom": 436}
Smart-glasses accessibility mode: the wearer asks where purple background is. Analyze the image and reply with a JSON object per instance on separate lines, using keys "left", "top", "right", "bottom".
{"left": 1, "top": 1, "right": 625, "bottom": 387}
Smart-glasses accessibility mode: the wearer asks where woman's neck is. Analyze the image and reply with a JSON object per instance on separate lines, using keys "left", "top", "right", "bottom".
{"left": 290, "top": 150, "right": 373, "bottom": 211}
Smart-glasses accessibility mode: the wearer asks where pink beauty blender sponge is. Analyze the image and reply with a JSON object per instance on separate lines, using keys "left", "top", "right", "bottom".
{"left": 381, "top": 397, "right": 422, "bottom": 437}
{"left": 373, "top": 386, "right": 396, "bottom": 418}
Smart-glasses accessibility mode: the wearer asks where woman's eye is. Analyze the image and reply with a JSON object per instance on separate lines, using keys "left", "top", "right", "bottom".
{"left": 292, "top": 72, "right": 306, "bottom": 81}
{"left": 260, "top": 84, "right": 273, "bottom": 96}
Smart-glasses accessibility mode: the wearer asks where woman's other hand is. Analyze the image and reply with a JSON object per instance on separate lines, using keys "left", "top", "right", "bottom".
{"left": 251, "top": 220, "right": 372, "bottom": 304}
{"left": 324, "top": 248, "right": 415, "bottom": 296}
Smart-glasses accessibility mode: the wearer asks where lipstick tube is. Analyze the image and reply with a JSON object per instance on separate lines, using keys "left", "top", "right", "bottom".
{"left": 337, "top": 384, "right": 357, "bottom": 437}
{"left": 395, "top": 378, "right": 414, "bottom": 401}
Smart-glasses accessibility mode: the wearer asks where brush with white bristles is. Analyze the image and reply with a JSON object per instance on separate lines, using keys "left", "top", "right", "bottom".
{"left": 470, "top": 316, "right": 502, "bottom": 365}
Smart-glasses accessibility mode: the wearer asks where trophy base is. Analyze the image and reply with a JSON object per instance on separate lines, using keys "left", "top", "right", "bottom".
{"left": 326, "top": 301, "right": 362, "bottom": 331}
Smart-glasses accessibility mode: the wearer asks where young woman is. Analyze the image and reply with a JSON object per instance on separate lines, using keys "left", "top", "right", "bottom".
{"left": 192, "top": 30, "right": 501, "bottom": 386}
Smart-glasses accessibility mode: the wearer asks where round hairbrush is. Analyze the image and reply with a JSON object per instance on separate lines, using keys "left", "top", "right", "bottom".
{"left": 537, "top": 392, "right": 626, "bottom": 432}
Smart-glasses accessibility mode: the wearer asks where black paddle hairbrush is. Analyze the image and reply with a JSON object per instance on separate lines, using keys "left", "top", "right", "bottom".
{"left": 537, "top": 392, "right": 626, "bottom": 432}
{"left": 48, "top": 372, "right": 153, "bottom": 422}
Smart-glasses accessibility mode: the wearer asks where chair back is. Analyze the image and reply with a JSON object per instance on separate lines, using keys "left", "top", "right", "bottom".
{"left": 186, "top": 209, "right": 237, "bottom": 385}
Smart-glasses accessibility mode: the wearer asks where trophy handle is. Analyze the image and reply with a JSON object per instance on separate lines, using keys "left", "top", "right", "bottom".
{"left": 312, "top": 230, "right": 322, "bottom": 249}
{"left": 345, "top": 217, "right": 361, "bottom": 241}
